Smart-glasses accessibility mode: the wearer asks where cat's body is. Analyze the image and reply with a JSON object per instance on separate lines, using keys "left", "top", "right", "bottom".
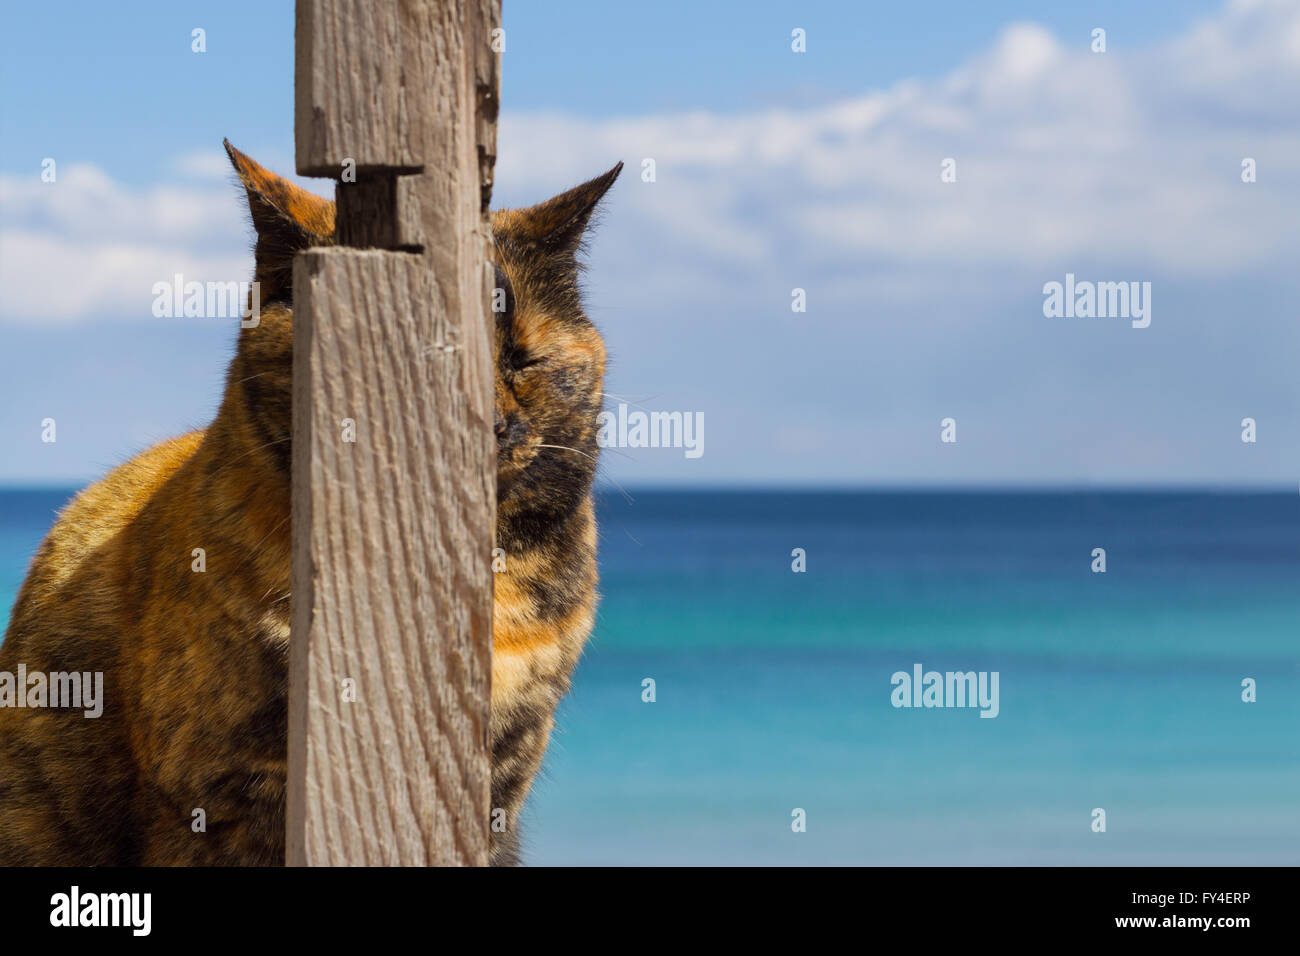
{"left": 0, "top": 143, "right": 619, "bottom": 866}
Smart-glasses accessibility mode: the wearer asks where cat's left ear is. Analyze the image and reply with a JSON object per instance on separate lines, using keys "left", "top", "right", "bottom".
{"left": 224, "top": 140, "right": 335, "bottom": 301}
{"left": 223, "top": 140, "right": 334, "bottom": 241}
{"left": 505, "top": 162, "right": 623, "bottom": 254}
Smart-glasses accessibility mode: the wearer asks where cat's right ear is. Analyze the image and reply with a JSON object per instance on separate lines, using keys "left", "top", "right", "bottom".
{"left": 498, "top": 162, "right": 623, "bottom": 256}
{"left": 224, "top": 139, "right": 335, "bottom": 299}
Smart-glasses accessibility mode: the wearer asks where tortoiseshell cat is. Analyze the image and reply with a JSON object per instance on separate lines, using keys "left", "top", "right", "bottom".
{"left": 0, "top": 142, "right": 619, "bottom": 866}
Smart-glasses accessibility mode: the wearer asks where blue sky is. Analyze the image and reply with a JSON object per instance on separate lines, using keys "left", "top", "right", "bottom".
{"left": 0, "top": 0, "right": 1226, "bottom": 181}
{"left": 1, "top": 0, "right": 1296, "bottom": 486}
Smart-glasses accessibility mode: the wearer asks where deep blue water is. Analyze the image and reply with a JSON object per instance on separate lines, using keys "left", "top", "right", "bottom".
{"left": 2, "top": 488, "right": 1297, "bottom": 864}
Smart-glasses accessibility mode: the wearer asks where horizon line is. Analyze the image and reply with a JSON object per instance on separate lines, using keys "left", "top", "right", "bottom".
{"left": 0, "top": 480, "right": 1295, "bottom": 495}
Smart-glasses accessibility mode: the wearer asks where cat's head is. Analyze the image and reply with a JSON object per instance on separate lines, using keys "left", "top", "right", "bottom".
{"left": 223, "top": 141, "right": 619, "bottom": 518}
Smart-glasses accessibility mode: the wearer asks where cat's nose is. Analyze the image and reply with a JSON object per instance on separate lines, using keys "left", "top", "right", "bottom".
{"left": 495, "top": 416, "right": 529, "bottom": 449}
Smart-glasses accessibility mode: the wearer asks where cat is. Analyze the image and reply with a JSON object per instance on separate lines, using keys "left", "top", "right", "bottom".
{"left": 0, "top": 141, "right": 620, "bottom": 866}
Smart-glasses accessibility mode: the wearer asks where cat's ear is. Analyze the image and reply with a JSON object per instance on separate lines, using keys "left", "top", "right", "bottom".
{"left": 501, "top": 162, "right": 623, "bottom": 255}
{"left": 224, "top": 139, "right": 334, "bottom": 298}
{"left": 224, "top": 140, "right": 334, "bottom": 240}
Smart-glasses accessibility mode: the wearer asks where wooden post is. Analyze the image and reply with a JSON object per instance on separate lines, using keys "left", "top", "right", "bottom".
{"left": 288, "top": 0, "right": 500, "bottom": 866}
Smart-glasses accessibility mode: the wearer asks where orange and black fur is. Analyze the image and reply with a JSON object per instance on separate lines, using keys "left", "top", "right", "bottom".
{"left": 0, "top": 142, "right": 619, "bottom": 866}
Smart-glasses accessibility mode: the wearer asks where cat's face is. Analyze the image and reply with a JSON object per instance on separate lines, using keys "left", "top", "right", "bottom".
{"left": 223, "top": 142, "right": 619, "bottom": 515}
{"left": 488, "top": 168, "right": 620, "bottom": 513}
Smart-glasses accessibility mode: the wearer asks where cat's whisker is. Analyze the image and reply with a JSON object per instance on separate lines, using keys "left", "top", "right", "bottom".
{"left": 242, "top": 515, "right": 291, "bottom": 584}
{"left": 208, "top": 436, "right": 293, "bottom": 477}
{"left": 600, "top": 473, "right": 636, "bottom": 505}
{"left": 593, "top": 443, "right": 636, "bottom": 463}
{"left": 536, "top": 443, "right": 637, "bottom": 502}
{"left": 588, "top": 457, "right": 636, "bottom": 505}
{"left": 232, "top": 370, "right": 279, "bottom": 386}
{"left": 601, "top": 391, "right": 651, "bottom": 401}
{"left": 535, "top": 443, "right": 600, "bottom": 465}
{"left": 600, "top": 392, "right": 660, "bottom": 413}
{"left": 259, "top": 585, "right": 292, "bottom": 605}
{"left": 535, "top": 444, "right": 632, "bottom": 483}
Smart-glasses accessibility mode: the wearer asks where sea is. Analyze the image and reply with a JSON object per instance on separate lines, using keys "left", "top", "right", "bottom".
{"left": 2, "top": 488, "right": 1297, "bottom": 865}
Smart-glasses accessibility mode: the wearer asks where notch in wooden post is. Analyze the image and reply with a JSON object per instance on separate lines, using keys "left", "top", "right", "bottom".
{"left": 335, "top": 168, "right": 426, "bottom": 252}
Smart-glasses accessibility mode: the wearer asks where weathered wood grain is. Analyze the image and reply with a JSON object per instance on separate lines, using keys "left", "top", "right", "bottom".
{"left": 289, "top": 0, "right": 500, "bottom": 866}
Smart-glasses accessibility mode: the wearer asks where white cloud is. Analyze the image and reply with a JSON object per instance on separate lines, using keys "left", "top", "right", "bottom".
{"left": 0, "top": 230, "right": 247, "bottom": 320}
{"left": 496, "top": 0, "right": 1300, "bottom": 283}
{"left": 9, "top": 2, "right": 1296, "bottom": 326}
{"left": 1, "top": 163, "right": 243, "bottom": 245}
{"left": 0, "top": 163, "right": 252, "bottom": 324}
{"left": 0, "top": 154, "right": 336, "bottom": 324}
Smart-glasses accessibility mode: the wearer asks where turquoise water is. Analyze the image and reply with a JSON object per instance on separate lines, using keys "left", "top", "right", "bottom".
{"left": 0, "top": 490, "right": 71, "bottom": 619}
{"left": 528, "top": 491, "right": 1300, "bottom": 865}
{"left": 2, "top": 489, "right": 1297, "bottom": 864}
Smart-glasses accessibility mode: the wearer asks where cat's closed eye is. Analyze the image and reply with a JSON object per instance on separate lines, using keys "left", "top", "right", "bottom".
{"left": 506, "top": 348, "right": 546, "bottom": 372}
